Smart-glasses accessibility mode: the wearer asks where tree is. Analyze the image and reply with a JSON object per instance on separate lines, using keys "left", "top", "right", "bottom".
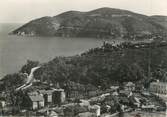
{"left": 1, "top": 73, "right": 25, "bottom": 91}
{"left": 20, "top": 60, "right": 39, "bottom": 74}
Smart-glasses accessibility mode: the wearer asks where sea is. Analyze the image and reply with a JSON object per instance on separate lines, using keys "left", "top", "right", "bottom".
{"left": 0, "top": 23, "right": 116, "bottom": 78}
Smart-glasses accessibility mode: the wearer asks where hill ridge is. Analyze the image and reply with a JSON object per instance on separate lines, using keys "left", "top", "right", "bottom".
{"left": 11, "top": 7, "right": 167, "bottom": 39}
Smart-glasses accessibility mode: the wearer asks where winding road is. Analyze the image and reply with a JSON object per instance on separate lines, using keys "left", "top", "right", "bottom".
{"left": 16, "top": 66, "right": 40, "bottom": 91}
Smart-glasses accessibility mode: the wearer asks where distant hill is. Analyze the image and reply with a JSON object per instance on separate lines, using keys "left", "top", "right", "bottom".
{"left": 150, "top": 15, "right": 167, "bottom": 29}
{"left": 11, "top": 7, "right": 167, "bottom": 39}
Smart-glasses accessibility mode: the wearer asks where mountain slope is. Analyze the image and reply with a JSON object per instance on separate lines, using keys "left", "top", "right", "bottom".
{"left": 150, "top": 15, "right": 167, "bottom": 29}
{"left": 11, "top": 7, "right": 167, "bottom": 39}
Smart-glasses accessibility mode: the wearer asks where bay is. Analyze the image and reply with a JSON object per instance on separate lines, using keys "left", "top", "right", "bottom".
{"left": 0, "top": 23, "right": 114, "bottom": 78}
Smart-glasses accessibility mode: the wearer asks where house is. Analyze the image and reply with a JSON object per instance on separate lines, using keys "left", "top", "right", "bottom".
{"left": 104, "top": 96, "right": 116, "bottom": 107}
{"left": 110, "top": 86, "right": 119, "bottom": 91}
{"left": 21, "top": 88, "right": 65, "bottom": 110}
{"left": 112, "top": 91, "right": 119, "bottom": 96}
{"left": 52, "top": 89, "right": 66, "bottom": 105}
{"left": 38, "top": 90, "right": 55, "bottom": 105}
{"left": 125, "top": 82, "right": 135, "bottom": 91}
{"left": 119, "top": 96, "right": 129, "bottom": 105}
{"left": 0, "top": 98, "right": 6, "bottom": 108}
{"left": 0, "top": 92, "right": 6, "bottom": 108}
{"left": 149, "top": 81, "right": 167, "bottom": 95}
{"left": 38, "top": 88, "right": 65, "bottom": 106}
{"left": 89, "top": 105, "right": 100, "bottom": 117}
{"left": 27, "top": 92, "right": 44, "bottom": 110}
{"left": 141, "top": 105, "right": 155, "bottom": 111}
{"left": 119, "top": 90, "right": 131, "bottom": 96}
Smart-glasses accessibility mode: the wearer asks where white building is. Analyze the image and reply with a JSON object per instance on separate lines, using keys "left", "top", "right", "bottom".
{"left": 149, "top": 81, "right": 167, "bottom": 95}
{"left": 28, "top": 94, "right": 45, "bottom": 110}
{"left": 125, "top": 82, "right": 135, "bottom": 91}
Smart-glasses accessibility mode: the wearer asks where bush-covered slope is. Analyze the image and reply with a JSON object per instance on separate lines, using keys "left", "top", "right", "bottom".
{"left": 1, "top": 41, "right": 167, "bottom": 91}
{"left": 32, "top": 41, "right": 167, "bottom": 88}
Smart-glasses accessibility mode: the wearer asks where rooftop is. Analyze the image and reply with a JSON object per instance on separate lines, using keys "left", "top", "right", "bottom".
{"left": 150, "top": 81, "right": 167, "bottom": 85}
{"left": 38, "top": 90, "right": 55, "bottom": 95}
{"left": 28, "top": 92, "right": 39, "bottom": 96}
{"left": 52, "top": 88, "right": 64, "bottom": 92}
{"left": 29, "top": 95, "right": 44, "bottom": 102}
{"left": 126, "top": 82, "right": 135, "bottom": 87}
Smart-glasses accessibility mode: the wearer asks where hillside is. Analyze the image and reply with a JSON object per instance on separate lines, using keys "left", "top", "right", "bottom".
{"left": 150, "top": 15, "right": 167, "bottom": 29}
{"left": 1, "top": 41, "right": 167, "bottom": 92}
{"left": 33, "top": 41, "right": 167, "bottom": 87}
{"left": 11, "top": 7, "right": 167, "bottom": 39}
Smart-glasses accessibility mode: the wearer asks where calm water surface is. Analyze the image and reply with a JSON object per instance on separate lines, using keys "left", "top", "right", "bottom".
{"left": 0, "top": 23, "right": 121, "bottom": 78}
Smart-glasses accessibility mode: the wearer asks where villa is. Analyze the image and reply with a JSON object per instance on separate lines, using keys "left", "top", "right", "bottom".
{"left": 149, "top": 81, "right": 167, "bottom": 95}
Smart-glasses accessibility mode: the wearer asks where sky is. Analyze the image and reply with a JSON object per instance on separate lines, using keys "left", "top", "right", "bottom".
{"left": 0, "top": 0, "right": 167, "bottom": 23}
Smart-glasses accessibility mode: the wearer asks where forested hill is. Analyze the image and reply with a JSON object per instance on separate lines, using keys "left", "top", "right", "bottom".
{"left": 11, "top": 7, "right": 167, "bottom": 39}
{"left": 1, "top": 41, "right": 167, "bottom": 92}
{"left": 34, "top": 41, "right": 167, "bottom": 87}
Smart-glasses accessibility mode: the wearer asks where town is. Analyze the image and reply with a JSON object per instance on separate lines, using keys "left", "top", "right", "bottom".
{"left": 0, "top": 75, "right": 166, "bottom": 117}
{"left": 1, "top": 41, "right": 167, "bottom": 117}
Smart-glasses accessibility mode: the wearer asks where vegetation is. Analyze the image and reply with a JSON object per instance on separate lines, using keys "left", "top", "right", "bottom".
{"left": 1, "top": 41, "right": 167, "bottom": 92}
{"left": 0, "top": 73, "right": 25, "bottom": 92}
{"left": 33, "top": 41, "right": 167, "bottom": 87}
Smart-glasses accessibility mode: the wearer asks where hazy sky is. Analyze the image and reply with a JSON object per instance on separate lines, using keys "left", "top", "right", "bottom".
{"left": 0, "top": 0, "right": 167, "bottom": 23}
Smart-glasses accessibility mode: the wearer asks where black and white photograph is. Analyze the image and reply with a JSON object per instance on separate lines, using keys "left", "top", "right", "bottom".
{"left": 0, "top": 0, "right": 167, "bottom": 116}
